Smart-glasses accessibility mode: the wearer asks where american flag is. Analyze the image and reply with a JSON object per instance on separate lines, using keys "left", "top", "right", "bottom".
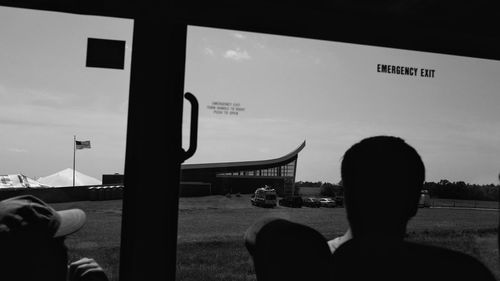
{"left": 75, "top": 140, "right": 91, "bottom": 149}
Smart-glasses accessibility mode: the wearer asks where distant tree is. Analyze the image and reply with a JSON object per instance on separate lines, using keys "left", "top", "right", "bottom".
{"left": 438, "top": 179, "right": 451, "bottom": 186}
{"left": 320, "top": 183, "right": 334, "bottom": 197}
{"left": 320, "top": 182, "right": 343, "bottom": 197}
{"left": 425, "top": 179, "right": 499, "bottom": 201}
{"left": 295, "top": 181, "right": 322, "bottom": 187}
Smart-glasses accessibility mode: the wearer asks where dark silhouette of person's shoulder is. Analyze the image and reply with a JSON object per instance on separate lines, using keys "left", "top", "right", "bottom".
{"left": 405, "top": 241, "right": 496, "bottom": 280}
{"left": 332, "top": 239, "right": 496, "bottom": 281}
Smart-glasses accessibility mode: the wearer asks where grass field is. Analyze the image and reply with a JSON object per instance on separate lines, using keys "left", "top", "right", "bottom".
{"left": 52, "top": 196, "right": 499, "bottom": 281}
{"left": 430, "top": 198, "right": 499, "bottom": 209}
{"left": 52, "top": 200, "right": 122, "bottom": 281}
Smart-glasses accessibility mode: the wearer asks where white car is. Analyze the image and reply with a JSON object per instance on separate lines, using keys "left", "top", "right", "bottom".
{"left": 319, "top": 198, "right": 336, "bottom": 208}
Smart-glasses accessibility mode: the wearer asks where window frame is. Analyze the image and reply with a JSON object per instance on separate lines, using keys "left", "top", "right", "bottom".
{"left": 0, "top": 2, "right": 499, "bottom": 281}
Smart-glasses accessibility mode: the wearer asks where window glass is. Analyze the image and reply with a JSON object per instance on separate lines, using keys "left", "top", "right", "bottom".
{"left": 0, "top": 7, "right": 132, "bottom": 281}
{"left": 179, "top": 25, "right": 500, "bottom": 280}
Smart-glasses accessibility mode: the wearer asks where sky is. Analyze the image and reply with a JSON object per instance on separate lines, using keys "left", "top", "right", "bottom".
{"left": 0, "top": 7, "right": 133, "bottom": 180}
{"left": 183, "top": 25, "right": 500, "bottom": 185}
{"left": 0, "top": 7, "right": 499, "bottom": 185}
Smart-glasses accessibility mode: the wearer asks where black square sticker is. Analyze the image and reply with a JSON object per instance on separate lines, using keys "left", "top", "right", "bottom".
{"left": 86, "top": 38, "right": 126, "bottom": 69}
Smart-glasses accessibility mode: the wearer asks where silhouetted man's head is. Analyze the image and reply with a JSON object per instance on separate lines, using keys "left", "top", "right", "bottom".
{"left": 0, "top": 195, "right": 86, "bottom": 281}
{"left": 341, "top": 136, "right": 425, "bottom": 239}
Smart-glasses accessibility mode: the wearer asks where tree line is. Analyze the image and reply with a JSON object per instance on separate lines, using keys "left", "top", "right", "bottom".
{"left": 295, "top": 181, "right": 343, "bottom": 197}
{"left": 296, "top": 180, "right": 499, "bottom": 201}
{"left": 424, "top": 180, "right": 499, "bottom": 201}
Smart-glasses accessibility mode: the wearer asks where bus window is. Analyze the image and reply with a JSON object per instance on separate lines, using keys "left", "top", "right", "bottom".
{"left": 0, "top": 7, "right": 132, "bottom": 281}
{"left": 178, "top": 25, "right": 499, "bottom": 280}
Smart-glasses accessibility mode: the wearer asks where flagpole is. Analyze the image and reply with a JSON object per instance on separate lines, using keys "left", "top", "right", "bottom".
{"left": 73, "top": 135, "right": 76, "bottom": 187}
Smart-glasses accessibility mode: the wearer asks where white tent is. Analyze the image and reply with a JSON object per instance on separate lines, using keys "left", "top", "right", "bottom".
{"left": 0, "top": 174, "right": 50, "bottom": 188}
{"left": 37, "top": 168, "right": 102, "bottom": 187}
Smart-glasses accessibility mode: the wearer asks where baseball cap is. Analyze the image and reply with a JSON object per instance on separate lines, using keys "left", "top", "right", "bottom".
{"left": 0, "top": 195, "right": 86, "bottom": 238}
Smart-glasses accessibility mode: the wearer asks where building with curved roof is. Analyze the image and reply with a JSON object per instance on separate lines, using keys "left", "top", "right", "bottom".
{"left": 180, "top": 141, "right": 305, "bottom": 196}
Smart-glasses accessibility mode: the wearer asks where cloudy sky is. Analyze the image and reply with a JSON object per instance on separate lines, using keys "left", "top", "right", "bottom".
{"left": 1, "top": 7, "right": 499, "bottom": 185}
{"left": 0, "top": 7, "right": 132, "bottom": 180}
{"left": 184, "top": 26, "right": 500, "bottom": 185}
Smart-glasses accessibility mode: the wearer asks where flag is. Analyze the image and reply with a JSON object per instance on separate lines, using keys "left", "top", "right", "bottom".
{"left": 75, "top": 140, "right": 91, "bottom": 149}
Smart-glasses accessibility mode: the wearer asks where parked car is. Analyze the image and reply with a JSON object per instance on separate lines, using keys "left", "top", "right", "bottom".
{"left": 319, "top": 197, "right": 336, "bottom": 208}
{"left": 303, "top": 197, "right": 321, "bottom": 208}
{"left": 279, "top": 196, "right": 303, "bottom": 208}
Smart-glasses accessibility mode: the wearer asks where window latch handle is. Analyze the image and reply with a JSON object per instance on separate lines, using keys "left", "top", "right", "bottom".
{"left": 182, "top": 92, "right": 198, "bottom": 162}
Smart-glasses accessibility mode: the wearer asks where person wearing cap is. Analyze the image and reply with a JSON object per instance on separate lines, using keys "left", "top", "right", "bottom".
{"left": 0, "top": 195, "right": 109, "bottom": 281}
